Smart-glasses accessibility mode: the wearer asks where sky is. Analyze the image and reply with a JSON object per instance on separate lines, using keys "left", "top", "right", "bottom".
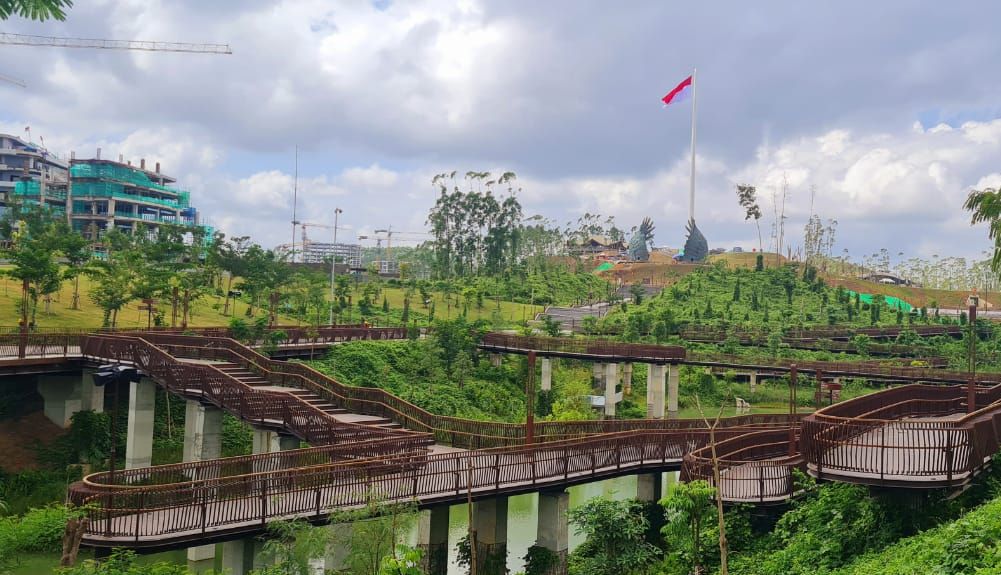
{"left": 3, "top": 0, "right": 1001, "bottom": 263}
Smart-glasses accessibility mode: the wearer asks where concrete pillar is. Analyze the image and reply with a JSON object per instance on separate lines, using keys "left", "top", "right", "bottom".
{"left": 222, "top": 539, "right": 255, "bottom": 575}
{"left": 604, "top": 363, "right": 618, "bottom": 417}
{"left": 490, "top": 353, "right": 503, "bottom": 367}
{"left": 418, "top": 507, "right": 450, "bottom": 575}
{"left": 252, "top": 429, "right": 299, "bottom": 454}
{"left": 80, "top": 370, "right": 104, "bottom": 413}
{"left": 593, "top": 362, "right": 604, "bottom": 388}
{"left": 125, "top": 378, "right": 156, "bottom": 469}
{"left": 647, "top": 364, "right": 665, "bottom": 419}
{"left": 183, "top": 400, "right": 223, "bottom": 463}
{"left": 184, "top": 400, "right": 223, "bottom": 564}
{"left": 541, "top": 357, "right": 553, "bottom": 392}
{"left": 537, "top": 490, "right": 569, "bottom": 570}
{"left": 36, "top": 375, "right": 82, "bottom": 428}
{"left": 472, "top": 497, "right": 508, "bottom": 575}
{"left": 622, "top": 363, "right": 633, "bottom": 395}
{"left": 749, "top": 372, "right": 758, "bottom": 392}
{"left": 186, "top": 545, "right": 216, "bottom": 573}
{"left": 636, "top": 472, "right": 663, "bottom": 502}
{"left": 667, "top": 364, "right": 680, "bottom": 417}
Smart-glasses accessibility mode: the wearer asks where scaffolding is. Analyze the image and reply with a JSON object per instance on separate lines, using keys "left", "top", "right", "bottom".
{"left": 70, "top": 163, "right": 186, "bottom": 198}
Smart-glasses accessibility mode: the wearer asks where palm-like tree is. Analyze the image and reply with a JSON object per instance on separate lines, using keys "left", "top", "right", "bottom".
{"left": 964, "top": 187, "right": 1001, "bottom": 272}
{"left": 0, "top": 0, "right": 72, "bottom": 21}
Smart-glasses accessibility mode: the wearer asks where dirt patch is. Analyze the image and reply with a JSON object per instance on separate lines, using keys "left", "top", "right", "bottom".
{"left": 0, "top": 411, "right": 65, "bottom": 472}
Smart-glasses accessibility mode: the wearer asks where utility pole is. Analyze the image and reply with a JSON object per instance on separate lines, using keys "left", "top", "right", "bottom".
{"left": 968, "top": 293, "right": 978, "bottom": 413}
{"left": 329, "top": 207, "right": 342, "bottom": 326}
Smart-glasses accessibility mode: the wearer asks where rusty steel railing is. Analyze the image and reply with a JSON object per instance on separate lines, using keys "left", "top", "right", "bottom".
{"left": 479, "top": 333, "right": 686, "bottom": 362}
{"left": 681, "top": 429, "right": 804, "bottom": 503}
{"left": 800, "top": 383, "right": 1001, "bottom": 485}
{"left": 82, "top": 335, "right": 429, "bottom": 450}
{"left": 133, "top": 333, "right": 803, "bottom": 448}
{"left": 74, "top": 427, "right": 754, "bottom": 544}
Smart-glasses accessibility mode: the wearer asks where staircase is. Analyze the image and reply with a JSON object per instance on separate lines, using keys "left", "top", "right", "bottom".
{"left": 213, "top": 361, "right": 404, "bottom": 432}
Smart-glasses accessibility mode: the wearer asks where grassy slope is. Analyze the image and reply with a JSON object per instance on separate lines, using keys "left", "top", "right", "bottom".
{"left": 0, "top": 270, "right": 259, "bottom": 329}
{"left": 374, "top": 286, "right": 543, "bottom": 323}
{"left": 826, "top": 276, "right": 1001, "bottom": 309}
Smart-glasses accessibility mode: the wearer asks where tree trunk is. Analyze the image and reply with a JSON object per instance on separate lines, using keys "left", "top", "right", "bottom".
{"left": 72, "top": 275, "right": 80, "bottom": 310}
{"left": 181, "top": 290, "right": 190, "bottom": 329}
{"left": 171, "top": 287, "right": 179, "bottom": 327}
{"left": 223, "top": 274, "right": 233, "bottom": 316}
{"left": 59, "top": 517, "right": 89, "bottom": 567}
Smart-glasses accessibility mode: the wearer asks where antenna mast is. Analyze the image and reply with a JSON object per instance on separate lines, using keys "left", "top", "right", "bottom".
{"left": 290, "top": 145, "right": 298, "bottom": 263}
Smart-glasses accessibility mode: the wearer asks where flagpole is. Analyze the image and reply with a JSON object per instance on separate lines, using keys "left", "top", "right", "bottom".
{"left": 689, "top": 68, "right": 697, "bottom": 223}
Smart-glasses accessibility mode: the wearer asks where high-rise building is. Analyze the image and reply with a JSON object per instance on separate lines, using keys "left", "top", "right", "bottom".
{"left": 0, "top": 134, "right": 69, "bottom": 217}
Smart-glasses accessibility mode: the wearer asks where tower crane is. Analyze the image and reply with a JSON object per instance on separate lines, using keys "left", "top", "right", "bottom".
{"left": 372, "top": 227, "right": 429, "bottom": 262}
{"left": 0, "top": 32, "right": 231, "bottom": 87}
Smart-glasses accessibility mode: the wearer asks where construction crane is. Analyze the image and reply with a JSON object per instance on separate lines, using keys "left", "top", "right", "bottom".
{"left": 371, "top": 227, "right": 429, "bottom": 262}
{"left": 0, "top": 32, "right": 231, "bottom": 88}
{"left": 0, "top": 32, "right": 232, "bottom": 54}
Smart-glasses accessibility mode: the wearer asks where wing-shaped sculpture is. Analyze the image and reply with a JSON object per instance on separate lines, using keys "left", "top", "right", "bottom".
{"left": 679, "top": 218, "right": 708, "bottom": 262}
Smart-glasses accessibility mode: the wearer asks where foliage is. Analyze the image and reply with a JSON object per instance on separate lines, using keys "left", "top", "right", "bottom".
{"left": 329, "top": 497, "right": 419, "bottom": 575}
{"left": 567, "top": 497, "right": 660, "bottom": 575}
{"left": 56, "top": 549, "right": 190, "bottom": 575}
{"left": 0, "top": 0, "right": 72, "bottom": 21}
{"left": 660, "top": 480, "right": 716, "bottom": 574}
{"left": 377, "top": 546, "right": 424, "bottom": 575}
{"left": 0, "top": 504, "right": 78, "bottom": 564}
{"left": 428, "top": 171, "right": 523, "bottom": 278}
{"left": 258, "top": 519, "right": 334, "bottom": 575}
{"left": 523, "top": 544, "right": 560, "bottom": 575}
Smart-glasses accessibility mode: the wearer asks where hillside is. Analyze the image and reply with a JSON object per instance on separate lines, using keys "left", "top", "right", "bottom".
{"left": 825, "top": 275, "right": 998, "bottom": 309}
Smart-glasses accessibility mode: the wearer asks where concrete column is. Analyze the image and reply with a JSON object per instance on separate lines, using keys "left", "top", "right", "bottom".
{"left": 537, "top": 490, "right": 569, "bottom": 570}
{"left": 472, "top": 497, "right": 508, "bottom": 575}
{"left": 222, "top": 539, "right": 255, "bottom": 575}
{"left": 749, "top": 372, "right": 758, "bottom": 393}
{"left": 622, "top": 363, "right": 633, "bottom": 395}
{"left": 541, "top": 357, "right": 553, "bottom": 392}
{"left": 252, "top": 429, "right": 299, "bottom": 454}
{"left": 418, "top": 507, "right": 450, "bottom": 575}
{"left": 183, "top": 400, "right": 223, "bottom": 463}
{"left": 667, "top": 364, "right": 680, "bottom": 417}
{"left": 604, "top": 363, "right": 619, "bottom": 417}
{"left": 80, "top": 370, "right": 104, "bottom": 413}
{"left": 125, "top": 378, "right": 156, "bottom": 469}
{"left": 647, "top": 364, "right": 665, "bottom": 419}
{"left": 636, "top": 473, "right": 663, "bottom": 503}
{"left": 184, "top": 400, "right": 223, "bottom": 565}
{"left": 36, "top": 375, "right": 82, "bottom": 428}
{"left": 490, "top": 353, "right": 503, "bottom": 367}
{"left": 592, "top": 362, "right": 604, "bottom": 388}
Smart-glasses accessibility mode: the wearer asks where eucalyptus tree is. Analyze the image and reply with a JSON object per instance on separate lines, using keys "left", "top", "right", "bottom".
{"left": 735, "top": 184, "right": 763, "bottom": 253}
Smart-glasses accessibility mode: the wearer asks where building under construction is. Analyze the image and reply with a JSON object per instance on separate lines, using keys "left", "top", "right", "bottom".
{"left": 3, "top": 139, "right": 211, "bottom": 243}
{"left": 299, "top": 241, "right": 362, "bottom": 266}
{"left": 0, "top": 133, "right": 69, "bottom": 216}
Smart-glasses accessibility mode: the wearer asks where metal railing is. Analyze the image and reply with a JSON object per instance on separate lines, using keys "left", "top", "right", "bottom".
{"left": 479, "top": 333, "right": 686, "bottom": 362}
{"left": 682, "top": 429, "right": 803, "bottom": 503}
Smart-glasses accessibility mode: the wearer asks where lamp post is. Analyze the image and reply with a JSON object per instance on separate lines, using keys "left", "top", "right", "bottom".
{"left": 329, "top": 207, "right": 343, "bottom": 326}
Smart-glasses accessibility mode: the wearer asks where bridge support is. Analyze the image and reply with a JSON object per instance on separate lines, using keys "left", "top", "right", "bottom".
{"left": 593, "top": 362, "right": 604, "bottom": 388}
{"left": 541, "top": 357, "right": 552, "bottom": 392}
{"left": 647, "top": 364, "right": 665, "bottom": 419}
{"left": 490, "top": 353, "right": 503, "bottom": 367}
{"left": 222, "top": 539, "right": 256, "bottom": 575}
{"left": 252, "top": 429, "right": 300, "bottom": 455}
{"left": 604, "top": 363, "right": 619, "bottom": 417}
{"left": 537, "top": 490, "right": 569, "bottom": 573}
{"left": 125, "top": 378, "right": 156, "bottom": 469}
{"left": 623, "top": 363, "right": 633, "bottom": 395}
{"left": 636, "top": 472, "right": 663, "bottom": 502}
{"left": 472, "top": 497, "right": 508, "bottom": 575}
{"left": 36, "top": 371, "right": 104, "bottom": 428}
{"left": 418, "top": 507, "right": 450, "bottom": 575}
{"left": 184, "top": 400, "right": 223, "bottom": 566}
{"left": 749, "top": 372, "right": 758, "bottom": 392}
{"left": 667, "top": 364, "right": 680, "bottom": 417}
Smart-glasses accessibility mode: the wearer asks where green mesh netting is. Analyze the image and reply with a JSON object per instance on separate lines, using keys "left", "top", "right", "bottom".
{"left": 846, "top": 290, "right": 913, "bottom": 312}
{"left": 594, "top": 262, "right": 614, "bottom": 272}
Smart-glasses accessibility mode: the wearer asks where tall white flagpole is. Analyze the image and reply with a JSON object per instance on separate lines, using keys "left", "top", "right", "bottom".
{"left": 689, "top": 68, "right": 697, "bottom": 223}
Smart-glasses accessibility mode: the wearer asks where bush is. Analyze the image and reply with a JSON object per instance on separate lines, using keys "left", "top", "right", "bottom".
{"left": 0, "top": 504, "right": 76, "bottom": 557}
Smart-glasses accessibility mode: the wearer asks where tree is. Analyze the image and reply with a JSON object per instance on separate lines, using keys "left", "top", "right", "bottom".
{"left": 964, "top": 186, "right": 1001, "bottom": 273}
{"left": 736, "top": 184, "right": 763, "bottom": 254}
{"left": 568, "top": 497, "right": 660, "bottom": 575}
{"left": 61, "top": 228, "right": 91, "bottom": 311}
{"left": 85, "top": 231, "right": 134, "bottom": 327}
{"left": 662, "top": 480, "right": 717, "bottom": 575}
{"left": 1, "top": 203, "right": 67, "bottom": 328}
{"left": 0, "top": 0, "right": 72, "bottom": 21}
{"left": 630, "top": 283, "right": 645, "bottom": 305}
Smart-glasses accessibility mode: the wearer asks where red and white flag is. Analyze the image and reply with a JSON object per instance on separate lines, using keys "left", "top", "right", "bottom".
{"left": 661, "top": 75, "right": 693, "bottom": 107}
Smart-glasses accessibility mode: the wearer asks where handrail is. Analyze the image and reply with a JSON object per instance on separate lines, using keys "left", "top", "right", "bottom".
{"left": 81, "top": 335, "right": 430, "bottom": 452}
{"left": 682, "top": 429, "right": 803, "bottom": 502}
{"left": 479, "top": 333, "right": 686, "bottom": 362}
